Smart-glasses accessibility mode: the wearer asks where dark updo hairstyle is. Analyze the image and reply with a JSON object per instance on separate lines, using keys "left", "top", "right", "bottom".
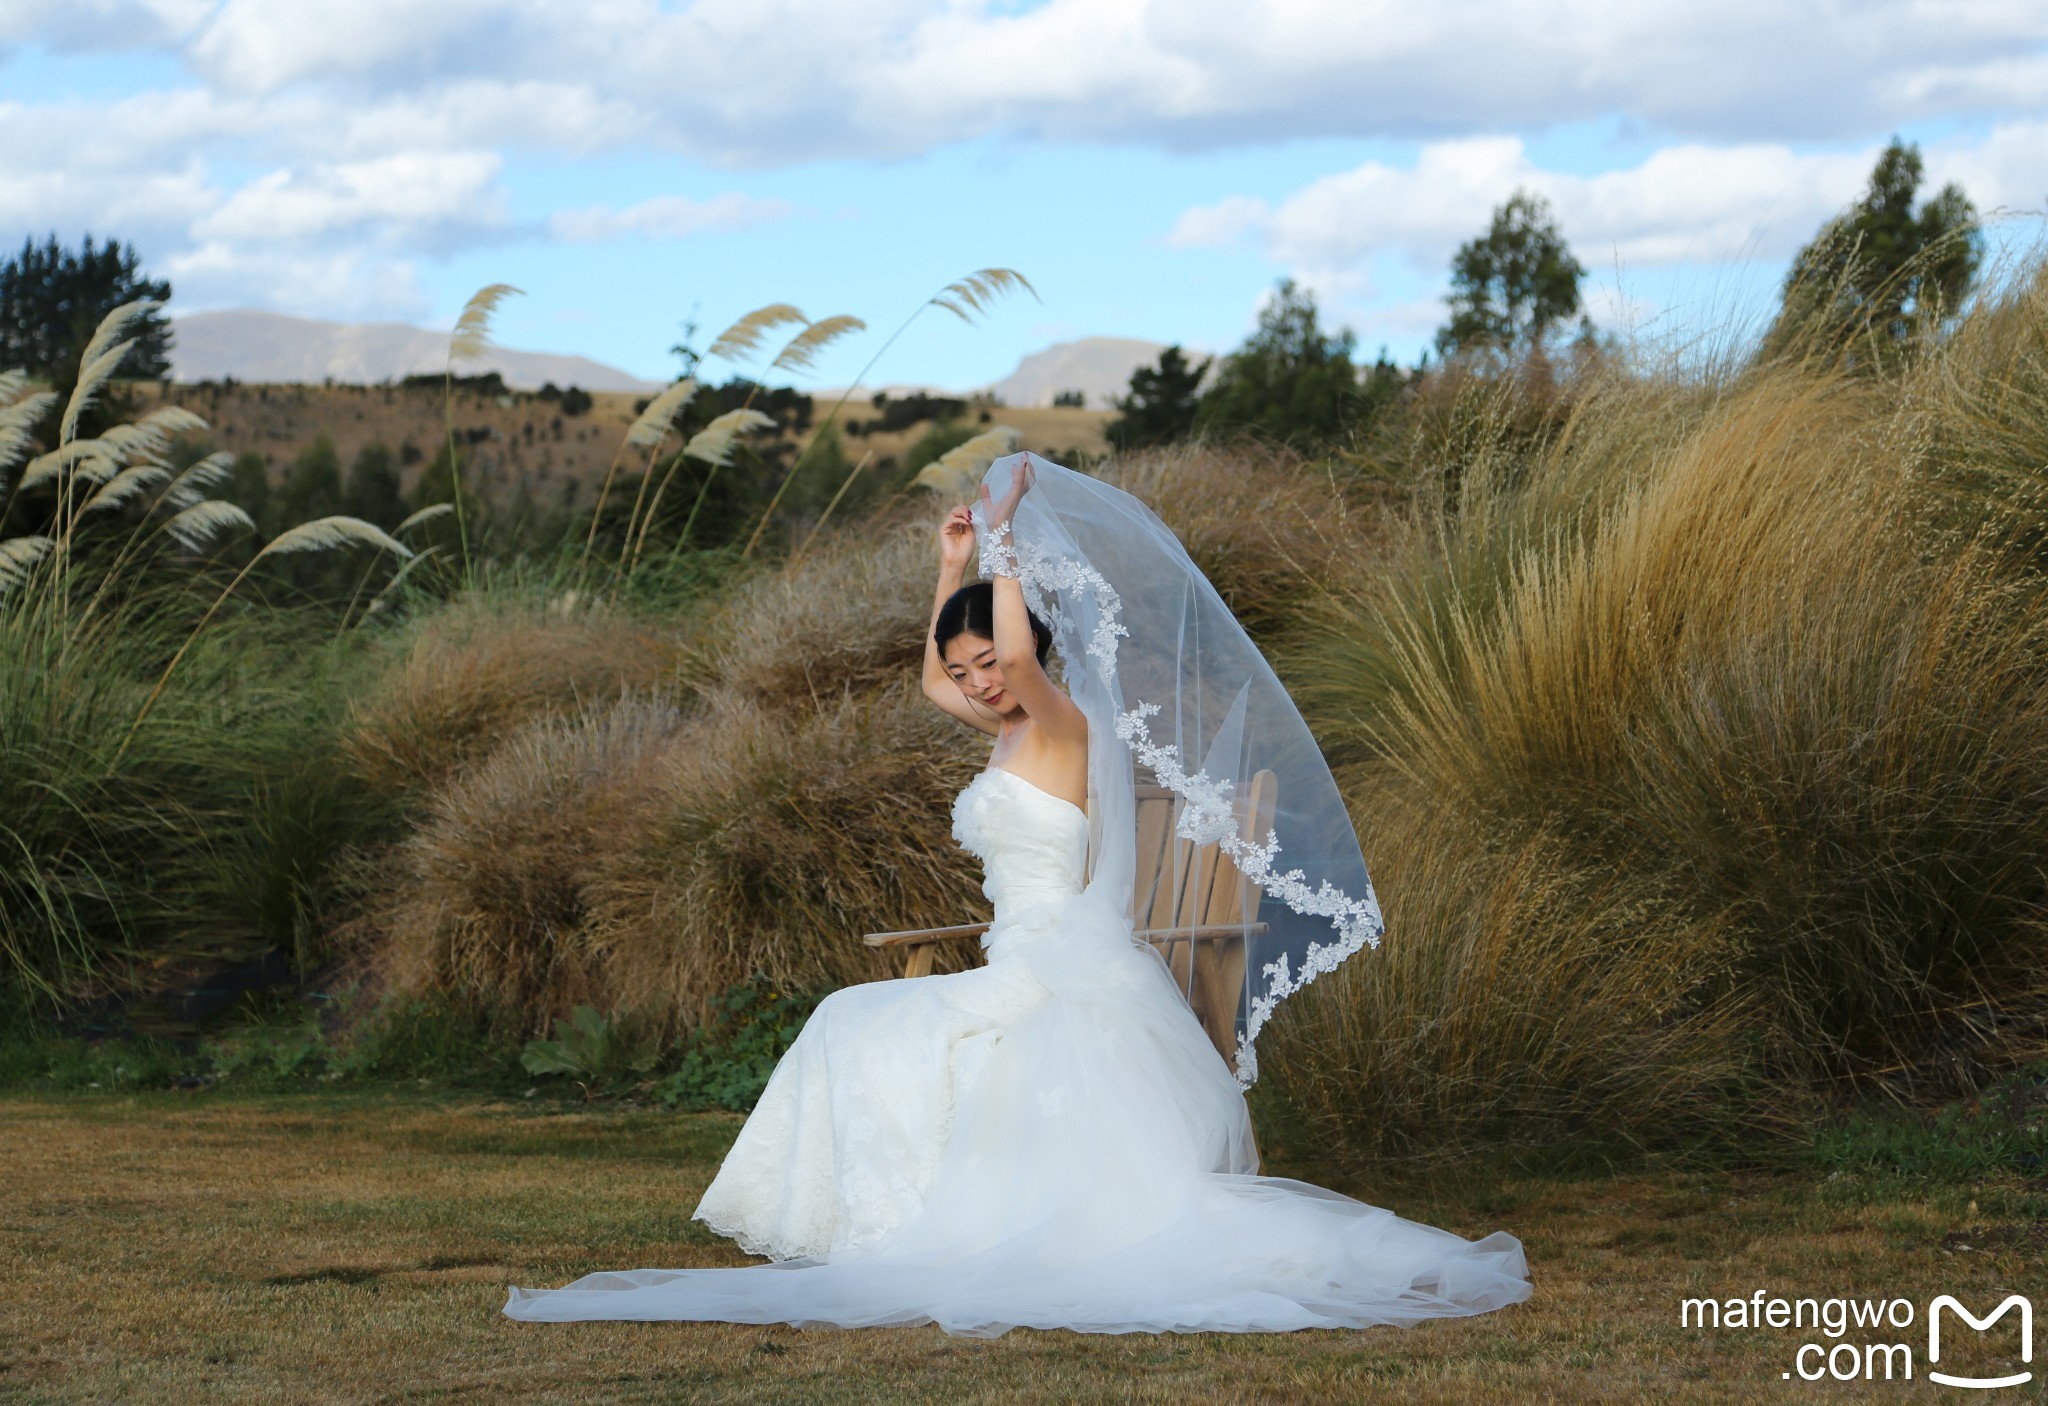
{"left": 934, "top": 581, "right": 1053, "bottom": 666}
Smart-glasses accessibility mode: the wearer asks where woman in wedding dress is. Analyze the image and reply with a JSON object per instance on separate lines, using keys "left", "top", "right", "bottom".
{"left": 505, "top": 455, "right": 1531, "bottom": 1336}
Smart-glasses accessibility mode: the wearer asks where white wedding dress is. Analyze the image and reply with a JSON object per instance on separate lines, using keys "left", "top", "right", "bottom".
{"left": 504, "top": 763, "right": 1531, "bottom": 1336}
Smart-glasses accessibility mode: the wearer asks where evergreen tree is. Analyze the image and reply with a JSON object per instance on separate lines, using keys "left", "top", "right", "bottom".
{"left": 1110, "top": 345, "right": 1210, "bottom": 450}
{"left": 228, "top": 451, "right": 273, "bottom": 535}
{"left": 1195, "top": 281, "right": 1361, "bottom": 447}
{"left": 1770, "top": 137, "right": 1980, "bottom": 362}
{"left": 280, "top": 435, "right": 344, "bottom": 525}
{"left": 343, "top": 442, "right": 407, "bottom": 529}
{"left": 0, "top": 234, "right": 173, "bottom": 394}
{"left": 1435, "top": 191, "right": 1586, "bottom": 359}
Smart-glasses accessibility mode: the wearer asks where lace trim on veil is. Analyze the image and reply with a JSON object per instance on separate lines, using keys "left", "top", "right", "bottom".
{"left": 980, "top": 530, "right": 1383, "bottom": 1088}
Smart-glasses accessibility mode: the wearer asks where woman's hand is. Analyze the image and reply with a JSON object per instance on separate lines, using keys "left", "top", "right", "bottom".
{"left": 938, "top": 504, "right": 977, "bottom": 569}
{"left": 977, "top": 459, "right": 1034, "bottom": 535}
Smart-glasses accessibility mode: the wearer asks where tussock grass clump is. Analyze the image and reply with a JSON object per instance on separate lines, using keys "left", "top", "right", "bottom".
{"left": 1104, "top": 441, "right": 1379, "bottom": 638}
{"left": 588, "top": 683, "right": 987, "bottom": 1024}
{"left": 373, "top": 695, "right": 681, "bottom": 1026}
{"left": 1261, "top": 316, "right": 2048, "bottom": 1159}
{"left": 370, "top": 683, "right": 984, "bottom": 1035}
{"left": 365, "top": 510, "right": 1008, "bottom": 1031}
{"left": 345, "top": 599, "right": 685, "bottom": 793}
{"left": 1254, "top": 787, "right": 1760, "bottom": 1164}
{"left": 700, "top": 525, "right": 932, "bottom": 712}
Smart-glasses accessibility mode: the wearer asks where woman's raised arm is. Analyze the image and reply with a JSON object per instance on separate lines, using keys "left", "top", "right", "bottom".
{"left": 978, "top": 470, "right": 1086, "bottom": 749}
{"left": 922, "top": 504, "right": 999, "bottom": 735}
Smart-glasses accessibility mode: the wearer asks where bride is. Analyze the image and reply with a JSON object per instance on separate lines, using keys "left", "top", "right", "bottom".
{"left": 505, "top": 452, "right": 1531, "bottom": 1336}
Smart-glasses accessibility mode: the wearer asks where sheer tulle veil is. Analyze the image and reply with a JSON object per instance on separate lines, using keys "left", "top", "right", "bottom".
{"left": 970, "top": 451, "right": 1384, "bottom": 1085}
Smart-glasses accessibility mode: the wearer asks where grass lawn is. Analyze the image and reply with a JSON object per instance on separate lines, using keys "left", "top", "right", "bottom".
{"left": 1, "top": 1091, "right": 2040, "bottom": 1404}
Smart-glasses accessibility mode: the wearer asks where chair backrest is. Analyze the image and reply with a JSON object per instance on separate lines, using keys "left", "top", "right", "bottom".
{"left": 1126, "top": 770, "right": 1277, "bottom": 1068}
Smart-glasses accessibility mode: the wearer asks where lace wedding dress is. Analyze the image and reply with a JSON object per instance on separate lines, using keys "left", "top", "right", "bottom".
{"left": 503, "top": 764, "right": 1532, "bottom": 1336}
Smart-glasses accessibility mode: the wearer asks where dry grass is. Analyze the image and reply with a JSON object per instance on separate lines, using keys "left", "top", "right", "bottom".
{"left": 356, "top": 445, "right": 1349, "bottom": 1037}
{"left": 2, "top": 1092, "right": 2036, "bottom": 1404}
{"left": 372, "top": 696, "right": 683, "bottom": 1024}
{"left": 1105, "top": 439, "right": 1391, "bottom": 637}
{"left": 359, "top": 516, "right": 993, "bottom": 1032}
{"left": 344, "top": 598, "right": 687, "bottom": 793}
{"left": 698, "top": 522, "right": 934, "bottom": 711}
{"left": 153, "top": 379, "right": 1115, "bottom": 510}
{"left": 1264, "top": 322, "right": 2048, "bottom": 1158}
{"left": 587, "top": 683, "right": 988, "bottom": 1022}
{"left": 1254, "top": 787, "right": 1763, "bottom": 1165}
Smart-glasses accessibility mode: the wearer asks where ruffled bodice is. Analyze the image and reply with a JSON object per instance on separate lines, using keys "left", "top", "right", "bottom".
{"left": 950, "top": 768, "right": 1088, "bottom": 915}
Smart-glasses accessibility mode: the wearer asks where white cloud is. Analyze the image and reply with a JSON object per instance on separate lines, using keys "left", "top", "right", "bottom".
{"left": 0, "top": 160, "right": 218, "bottom": 240}
{"left": 0, "top": 0, "right": 211, "bottom": 51}
{"left": 165, "top": 242, "right": 431, "bottom": 322}
{"left": 1165, "top": 195, "right": 1269, "bottom": 251}
{"left": 192, "top": 151, "right": 508, "bottom": 245}
{"left": 185, "top": 0, "right": 518, "bottom": 94}
{"left": 1177, "top": 125, "right": 2048, "bottom": 293}
{"left": 548, "top": 193, "right": 799, "bottom": 243}
{"left": 14, "top": 0, "right": 2037, "bottom": 166}
{"left": 6, "top": 1, "right": 2042, "bottom": 329}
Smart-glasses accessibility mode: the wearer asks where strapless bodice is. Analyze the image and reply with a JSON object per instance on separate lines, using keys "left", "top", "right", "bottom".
{"left": 950, "top": 768, "right": 1088, "bottom": 914}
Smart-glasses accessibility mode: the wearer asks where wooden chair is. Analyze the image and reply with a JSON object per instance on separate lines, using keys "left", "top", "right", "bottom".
{"left": 864, "top": 771, "right": 1276, "bottom": 1073}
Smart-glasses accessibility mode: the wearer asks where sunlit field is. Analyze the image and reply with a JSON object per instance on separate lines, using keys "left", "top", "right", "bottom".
{"left": 2, "top": 1091, "right": 2038, "bottom": 1404}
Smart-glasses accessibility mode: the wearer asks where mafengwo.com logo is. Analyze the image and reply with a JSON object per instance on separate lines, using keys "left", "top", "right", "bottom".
{"left": 1680, "top": 1289, "right": 2032, "bottom": 1387}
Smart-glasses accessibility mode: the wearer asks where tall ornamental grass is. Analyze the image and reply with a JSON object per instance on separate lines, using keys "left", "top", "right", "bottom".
{"left": 1256, "top": 262, "right": 2048, "bottom": 1161}
{"left": 0, "top": 305, "right": 414, "bottom": 1004}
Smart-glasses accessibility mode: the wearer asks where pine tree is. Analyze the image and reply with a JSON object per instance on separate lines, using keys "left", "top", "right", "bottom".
{"left": 0, "top": 234, "right": 173, "bottom": 394}
{"left": 1109, "top": 345, "right": 1210, "bottom": 450}
{"left": 1196, "top": 281, "right": 1362, "bottom": 447}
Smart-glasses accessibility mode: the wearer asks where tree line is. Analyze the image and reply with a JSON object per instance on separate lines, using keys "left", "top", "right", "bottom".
{"left": 1110, "top": 137, "right": 1982, "bottom": 451}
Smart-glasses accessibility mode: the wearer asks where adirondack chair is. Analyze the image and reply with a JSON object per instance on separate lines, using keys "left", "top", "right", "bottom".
{"left": 863, "top": 771, "right": 1276, "bottom": 1073}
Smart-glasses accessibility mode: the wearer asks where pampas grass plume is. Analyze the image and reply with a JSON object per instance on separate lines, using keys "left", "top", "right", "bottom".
{"left": 771, "top": 314, "right": 866, "bottom": 373}
{"left": 707, "top": 304, "right": 807, "bottom": 363}
{"left": 683, "top": 408, "right": 775, "bottom": 467}
{"left": 911, "top": 425, "right": 1021, "bottom": 496}
{"left": 163, "top": 500, "right": 255, "bottom": 551}
{"left": 448, "top": 284, "right": 524, "bottom": 366}
{"left": 931, "top": 268, "right": 1038, "bottom": 324}
{"left": 624, "top": 378, "right": 699, "bottom": 449}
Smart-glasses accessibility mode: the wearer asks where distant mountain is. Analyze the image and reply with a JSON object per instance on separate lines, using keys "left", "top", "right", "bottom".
{"left": 982, "top": 337, "right": 1169, "bottom": 410}
{"left": 169, "top": 310, "right": 665, "bottom": 392}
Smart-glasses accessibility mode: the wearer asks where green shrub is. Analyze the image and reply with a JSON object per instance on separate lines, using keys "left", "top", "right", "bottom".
{"left": 657, "top": 978, "right": 825, "bottom": 1112}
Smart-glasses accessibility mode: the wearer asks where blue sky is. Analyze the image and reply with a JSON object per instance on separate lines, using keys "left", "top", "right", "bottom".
{"left": 3, "top": 1, "right": 2044, "bottom": 392}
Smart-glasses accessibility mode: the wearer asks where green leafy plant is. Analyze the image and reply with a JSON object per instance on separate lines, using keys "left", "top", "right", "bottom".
{"left": 657, "top": 978, "right": 825, "bottom": 1112}
{"left": 520, "top": 1004, "right": 662, "bottom": 1086}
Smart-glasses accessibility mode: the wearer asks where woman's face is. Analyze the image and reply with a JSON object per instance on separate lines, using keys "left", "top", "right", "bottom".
{"left": 941, "top": 633, "right": 1021, "bottom": 716}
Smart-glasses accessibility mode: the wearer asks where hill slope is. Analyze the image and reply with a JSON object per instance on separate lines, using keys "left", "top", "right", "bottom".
{"left": 983, "top": 337, "right": 1168, "bottom": 410}
{"left": 169, "top": 310, "right": 665, "bottom": 392}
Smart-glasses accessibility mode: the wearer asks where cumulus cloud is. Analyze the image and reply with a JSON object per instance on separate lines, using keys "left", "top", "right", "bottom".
{"left": 6, "top": 1, "right": 2043, "bottom": 324}
{"left": 1175, "top": 124, "right": 2048, "bottom": 293}
{"left": 0, "top": 0, "right": 211, "bottom": 51}
{"left": 166, "top": 241, "right": 433, "bottom": 322}
{"left": 21, "top": 1, "right": 2048, "bottom": 162}
{"left": 548, "top": 193, "right": 800, "bottom": 243}
{"left": 192, "top": 151, "right": 508, "bottom": 246}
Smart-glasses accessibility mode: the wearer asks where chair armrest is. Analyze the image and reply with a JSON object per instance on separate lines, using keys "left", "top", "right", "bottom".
{"left": 864, "top": 919, "right": 1268, "bottom": 951}
{"left": 1133, "top": 922, "right": 1270, "bottom": 943}
{"left": 862, "top": 922, "right": 991, "bottom": 949}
